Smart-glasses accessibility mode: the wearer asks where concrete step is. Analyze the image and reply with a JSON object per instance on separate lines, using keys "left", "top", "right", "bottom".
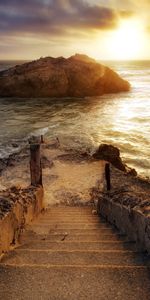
{"left": 1, "top": 204, "right": 150, "bottom": 300}
{"left": 21, "top": 233, "right": 127, "bottom": 242}
{"left": 23, "top": 227, "right": 119, "bottom": 236}
{"left": 37, "top": 216, "right": 103, "bottom": 225}
{"left": 42, "top": 213, "right": 97, "bottom": 218}
{"left": 27, "top": 228, "right": 118, "bottom": 235}
{"left": 42, "top": 212, "right": 98, "bottom": 216}
{"left": 38, "top": 214, "right": 101, "bottom": 219}
{"left": 42, "top": 206, "right": 96, "bottom": 215}
{"left": 41, "top": 216, "right": 100, "bottom": 220}
{"left": 29, "top": 223, "right": 115, "bottom": 230}
{"left": 18, "top": 241, "right": 138, "bottom": 251}
{"left": 36, "top": 219, "right": 108, "bottom": 224}
{"left": 1, "top": 265, "right": 150, "bottom": 300}
{"left": 41, "top": 208, "right": 98, "bottom": 223}
{"left": 1, "top": 249, "right": 149, "bottom": 266}
{"left": 44, "top": 206, "right": 94, "bottom": 212}
{"left": 1, "top": 205, "right": 150, "bottom": 299}
{"left": 34, "top": 221, "right": 109, "bottom": 226}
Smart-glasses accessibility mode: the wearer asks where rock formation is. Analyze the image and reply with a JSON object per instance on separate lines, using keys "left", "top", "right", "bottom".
{"left": 93, "top": 144, "right": 126, "bottom": 171}
{"left": 0, "top": 54, "right": 130, "bottom": 98}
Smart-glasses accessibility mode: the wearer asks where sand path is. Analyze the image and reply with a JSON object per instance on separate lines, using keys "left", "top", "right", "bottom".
{"left": 0, "top": 145, "right": 105, "bottom": 206}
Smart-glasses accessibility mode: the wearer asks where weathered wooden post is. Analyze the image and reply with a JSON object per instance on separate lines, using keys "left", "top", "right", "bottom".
{"left": 105, "top": 163, "right": 111, "bottom": 191}
{"left": 30, "top": 142, "right": 42, "bottom": 186}
{"left": 41, "top": 135, "right": 44, "bottom": 144}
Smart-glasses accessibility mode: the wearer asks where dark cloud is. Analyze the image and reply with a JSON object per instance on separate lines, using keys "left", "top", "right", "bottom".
{"left": 0, "top": 0, "right": 118, "bottom": 36}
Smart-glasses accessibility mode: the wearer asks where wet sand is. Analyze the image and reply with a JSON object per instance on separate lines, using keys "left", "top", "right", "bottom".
{"left": 0, "top": 143, "right": 105, "bottom": 207}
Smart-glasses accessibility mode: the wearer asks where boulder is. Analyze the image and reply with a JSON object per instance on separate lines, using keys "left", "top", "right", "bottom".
{"left": 0, "top": 54, "right": 130, "bottom": 98}
{"left": 93, "top": 144, "right": 126, "bottom": 171}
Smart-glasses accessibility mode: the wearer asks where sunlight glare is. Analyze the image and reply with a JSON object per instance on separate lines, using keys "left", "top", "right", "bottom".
{"left": 107, "top": 20, "right": 144, "bottom": 60}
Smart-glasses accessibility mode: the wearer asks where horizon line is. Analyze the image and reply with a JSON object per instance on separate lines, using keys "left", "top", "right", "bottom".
{"left": 1, "top": 58, "right": 150, "bottom": 62}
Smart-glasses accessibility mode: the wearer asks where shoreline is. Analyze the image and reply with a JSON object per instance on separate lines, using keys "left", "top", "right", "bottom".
{"left": 0, "top": 139, "right": 149, "bottom": 205}
{"left": 0, "top": 141, "right": 149, "bottom": 187}
{"left": 0, "top": 139, "right": 106, "bottom": 218}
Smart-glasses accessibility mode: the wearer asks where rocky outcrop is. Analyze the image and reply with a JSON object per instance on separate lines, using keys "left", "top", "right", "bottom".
{"left": 93, "top": 144, "right": 126, "bottom": 171}
{"left": 0, "top": 54, "right": 130, "bottom": 98}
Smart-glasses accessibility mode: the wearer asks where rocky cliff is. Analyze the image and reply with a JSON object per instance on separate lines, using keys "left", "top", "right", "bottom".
{"left": 0, "top": 54, "right": 130, "bottom": 97}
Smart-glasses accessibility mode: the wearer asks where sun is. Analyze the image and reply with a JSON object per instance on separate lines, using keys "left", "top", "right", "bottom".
{"left": 107, "top": 19, "right": 144, "bottom": 60}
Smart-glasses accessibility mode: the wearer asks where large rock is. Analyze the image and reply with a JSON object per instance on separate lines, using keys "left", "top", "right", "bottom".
{"left": 0, "top": 54, "right": 130, "bottom": 98}
{"left": 93, "top": 144, "right": 126, "bottom": 171}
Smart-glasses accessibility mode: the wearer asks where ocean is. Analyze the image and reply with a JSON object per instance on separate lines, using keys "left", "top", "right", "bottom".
{"left": 0, "top": 60, "right": 149, "bottom": 178}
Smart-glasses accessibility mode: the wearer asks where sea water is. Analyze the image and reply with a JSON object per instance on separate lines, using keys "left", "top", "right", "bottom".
{"left": 0, "top": 60, "right": 149, "bottom": 178}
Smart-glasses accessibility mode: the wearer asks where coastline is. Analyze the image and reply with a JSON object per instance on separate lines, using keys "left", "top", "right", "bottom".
{"left": 0, "top": 59, "right": 149, "bottom": 180}
{"left": 0, "top": 140, "right": 149, "bottom": 210}
{"left": 0, "top": 141, "right": 149, "bottom": 186}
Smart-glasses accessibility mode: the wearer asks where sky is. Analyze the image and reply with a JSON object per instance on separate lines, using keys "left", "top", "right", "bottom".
{"left": 0, "top": 0, "right": 150, "bottom": 60}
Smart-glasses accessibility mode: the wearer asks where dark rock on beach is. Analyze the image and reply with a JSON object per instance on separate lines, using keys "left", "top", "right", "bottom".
{"left": 0, "top": 54, "right": 130, "bottom": 98}
{"left": 93, "top": 144, "right": 126, "bottom": 171}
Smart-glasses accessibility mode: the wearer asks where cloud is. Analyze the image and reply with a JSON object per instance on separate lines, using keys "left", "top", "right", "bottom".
{"left": 119, "top": 10, "right": 134, "bottom": 18}
{"left": 0, "top": 0, "right": 118, "bottom": 37}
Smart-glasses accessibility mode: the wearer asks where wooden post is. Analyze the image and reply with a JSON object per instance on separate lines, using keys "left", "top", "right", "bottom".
{"left": 105, "top": 163, "right": 111, "bottom": 191}
{"left": 41, "top": 135, "right": 44, "bottom": 144}
{"left": 30, "top": 143, "right": 42, "bottom": 186}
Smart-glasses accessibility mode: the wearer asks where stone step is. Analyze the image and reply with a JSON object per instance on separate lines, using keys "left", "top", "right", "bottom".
{"left": 29, "top": 223, "right": 114, "bottom": 230}
{"left": 1, "top": 250, "right": 149, "bottom": 266}
{"left": 0, "top": 265, "right": 150, "bottom": 300}
{"left": 42, "top": 213, "right": 96, "bottom": 217}
{"left": 42, "top": 213, "right": 98, "bottom": 217}
{"left": 18, "top": 241, "right": 137, "bottom": 251}
{"left": 21, "top": 233, "right": 127, "bottom": 242}
{"left": 37, "top": 220, "right": 103, "bottom": 225}
{"left": 44, "top": 206, "right": 94, "bottom": 212}
{"left": 26, "top": 228, "right": 118, "bottom": 235}
{"left": 42, "top": 216, "right": 99, "bottom": 220}
{"left": 43, "top": 210, "right": 96, "bottom": 213}
{"left": 35, "top": 219, "right": 104, "bottom": 223}
{"left": 41, "top": 208, "right": 99, "bottom": 212}
{"left": 41, "top": 211, "right": 98, "bottom": 218}
{"left": 1, "top": 204, "right": 150, "bottom": 300}
{"left": 34, "top": 221, "right": 108, "bottom": 226}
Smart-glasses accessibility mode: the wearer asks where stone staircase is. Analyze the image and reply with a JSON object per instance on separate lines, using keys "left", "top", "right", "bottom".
{"left": 0, "top": 206, "right": 150, "bottom": 300}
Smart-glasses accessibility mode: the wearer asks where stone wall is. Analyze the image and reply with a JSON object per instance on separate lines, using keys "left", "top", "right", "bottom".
{"left": 0, "top": 186, "right": 44, "bottom": 257}
{"left": 98, "top": 194, "right": 150, "bottom": 254}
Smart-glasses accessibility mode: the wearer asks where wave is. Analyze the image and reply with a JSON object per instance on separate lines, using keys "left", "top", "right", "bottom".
{"left": 0, "top": 60, "right": 149, "bottom": 178}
